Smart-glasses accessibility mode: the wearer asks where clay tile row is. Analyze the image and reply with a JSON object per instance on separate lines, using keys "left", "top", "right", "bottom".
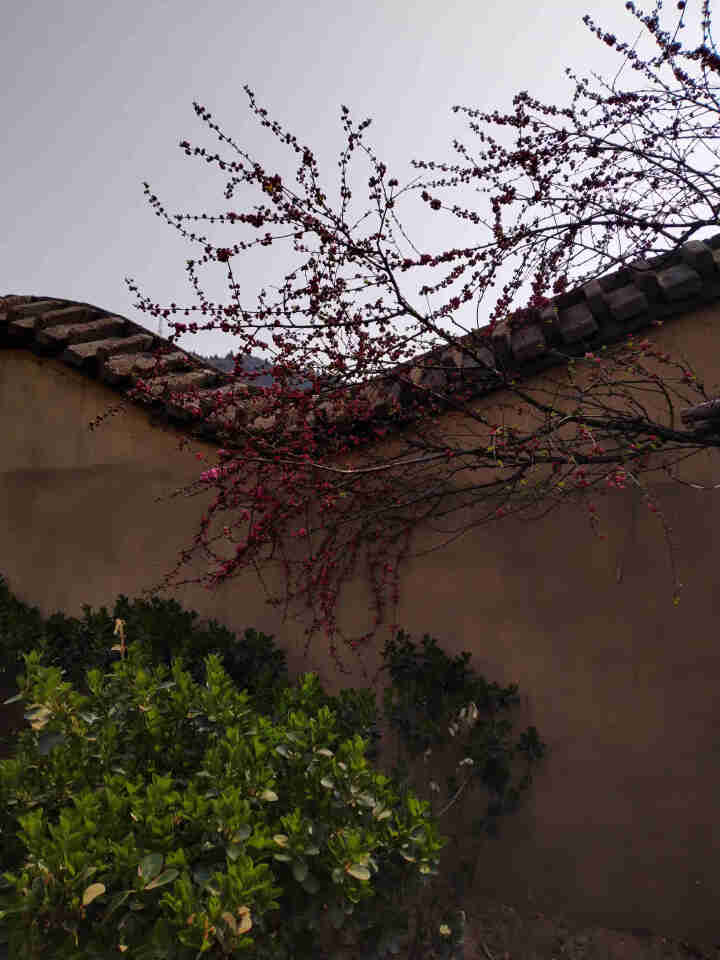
{"left": 3, "top": 233, "right": 720, "bottom": 448}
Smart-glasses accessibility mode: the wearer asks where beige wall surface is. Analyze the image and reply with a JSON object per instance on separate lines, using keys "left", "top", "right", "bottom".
{"left": 2, "top": 304, "right": 720, "bottom": 945}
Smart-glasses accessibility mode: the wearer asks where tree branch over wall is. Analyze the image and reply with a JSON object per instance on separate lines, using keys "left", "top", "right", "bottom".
{"left": 97, "top": 0, "right": 720, "bottom": 666}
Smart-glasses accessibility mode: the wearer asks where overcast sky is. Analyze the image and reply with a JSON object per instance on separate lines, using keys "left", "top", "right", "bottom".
{"left": 2, "top": 0, "right": 715, "bottom": 373}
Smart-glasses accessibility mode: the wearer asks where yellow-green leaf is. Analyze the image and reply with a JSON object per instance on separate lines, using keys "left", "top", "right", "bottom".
{"left": 345, "top": 864, "right": 371, "bottom": 881}
{"left": 237, "top": 906, "right": 252, "bottom": 934}
{"left": 82, "top": 883, "right": 106, "bottom": 906}
{"left": 25, "top": 705, "right": 52, "bottom": 731}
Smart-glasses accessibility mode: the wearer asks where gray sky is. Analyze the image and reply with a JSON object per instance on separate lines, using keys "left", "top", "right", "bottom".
{"left": 2, "top": 0, "right": 715, "bottom": 372}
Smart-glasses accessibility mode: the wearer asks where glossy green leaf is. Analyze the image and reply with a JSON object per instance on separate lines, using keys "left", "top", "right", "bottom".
{"left": 138, "top": 853, "right": 163, "bottom": 882}
{"left": 99, "top": 889, "right": 131, "bottom": 923}
{"left": 144, "top": 868, "right": 179, "bottom": 890}
{"left": 345, "top": 864, "right": 371, "bottom": 880}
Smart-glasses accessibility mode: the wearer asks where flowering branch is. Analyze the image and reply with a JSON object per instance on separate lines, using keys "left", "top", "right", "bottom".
{"left": 96, "top": 0, "right": 720, "bottom": 667}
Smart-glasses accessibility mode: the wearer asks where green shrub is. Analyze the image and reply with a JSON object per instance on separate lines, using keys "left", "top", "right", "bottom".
{"left": 0, "top": 579, "right": 287, "bottom": 713}
{"left": 273, "top": 679, "right": 381, "bottom": 763}
{"left": 382, "top": 630, "right": 546, "bottom": 856}
{"left": 0, "top": 575, "right": 381, "bottom": 763}
{"left": 0, "top": 639, "right": 447, "bottom": 959}
{"left": 0, "top": 575, "right": 544, "bottom": 958}
{"left": 0, "top": 575, "right": 47, "bottom": 691}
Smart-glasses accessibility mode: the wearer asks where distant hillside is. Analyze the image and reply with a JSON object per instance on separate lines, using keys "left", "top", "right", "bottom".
{"left": 185, "top": 349, "right": 311, "bottom": 389}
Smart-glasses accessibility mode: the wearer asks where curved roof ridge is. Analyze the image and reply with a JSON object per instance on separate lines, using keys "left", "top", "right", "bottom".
{"left": 4, "top": 233, "right": 720, "bottom": 449}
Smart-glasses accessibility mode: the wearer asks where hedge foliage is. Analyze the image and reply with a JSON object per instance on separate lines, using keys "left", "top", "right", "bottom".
{"left": 0, "top": 575, "right": 545, "bottom": 958}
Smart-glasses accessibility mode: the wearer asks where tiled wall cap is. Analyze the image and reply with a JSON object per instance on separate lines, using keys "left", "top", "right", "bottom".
{"left": 657, "top": 263, "right": 703, "bottom": 301}
{"left": 604, "top": 285, "right": 649, "bottom": 324}
{"left": 549, "top": 302, "right": 599, "bottom": 344}
{"left": 681, "top": 240, "right": 718, "bottom": 280}
{"left": 4, "top": 230, "right": 720, "bottom": 450}
{"left": 511, "top": 323, "right": 547, "bottom": 363}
